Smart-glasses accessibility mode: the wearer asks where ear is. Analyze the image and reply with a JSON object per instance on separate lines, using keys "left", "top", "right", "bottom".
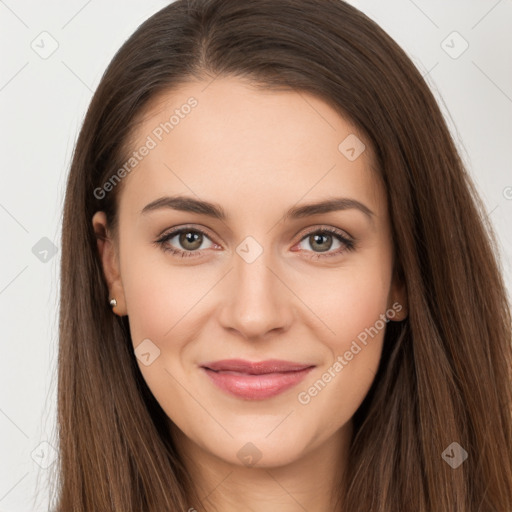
{"left": 387, "top": 266, "right": 408, "bottom": 322}
{"left": 92, "top": 211, "right": 127, "bottom": 316}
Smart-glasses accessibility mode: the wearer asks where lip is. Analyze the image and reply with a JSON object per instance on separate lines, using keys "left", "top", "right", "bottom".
{"left": 200, "top": 359, "right": 315, "bottom": 400}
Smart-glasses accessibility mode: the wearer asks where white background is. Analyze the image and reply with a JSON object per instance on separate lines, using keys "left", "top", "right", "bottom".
{"left": 0, "top": 0, "right": 511, "bottom": 510}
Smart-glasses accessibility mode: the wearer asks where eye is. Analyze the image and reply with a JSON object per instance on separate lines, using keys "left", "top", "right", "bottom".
{"left": 155, "top": 225, "right": 355, "bottom": 259}
{"left": 155, "top": 226, "right": 218, "bottom": 258}
{"left": 293, "top": 226, "right": 355, "bottom": 259}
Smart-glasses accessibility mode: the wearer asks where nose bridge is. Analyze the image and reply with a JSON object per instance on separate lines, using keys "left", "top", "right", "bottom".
{"left": 218, "top": 235, "right": 292, "bottom": 339}
{"left": 235, "top": 242, "right": 276, "bottom": 300}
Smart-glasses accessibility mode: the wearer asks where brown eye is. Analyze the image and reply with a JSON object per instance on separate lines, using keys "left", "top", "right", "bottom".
{"left": 156, "top": 227, "right": 216, "bottom": 257}
{"left": 308, "top": 233, "right": 334, "bottom": 252}
{"left": 178, "top": 231, "right": 203, "bottom": 251}
{"left": 295, "top": 227, "right": 355, "bottom": 258}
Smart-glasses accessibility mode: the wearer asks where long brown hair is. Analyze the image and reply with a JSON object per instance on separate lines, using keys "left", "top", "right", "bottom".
{"left": 52, "top": 0, "right": 512, "bottom": 510}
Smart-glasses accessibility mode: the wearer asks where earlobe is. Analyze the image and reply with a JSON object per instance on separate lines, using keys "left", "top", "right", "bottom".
{"left": 92, "top": 211, "right": 127, "bottom": 316}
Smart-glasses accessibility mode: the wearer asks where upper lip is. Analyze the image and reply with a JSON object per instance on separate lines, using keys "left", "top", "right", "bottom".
{"left": 201, "top": 359, "right": 315, "bottom": 375}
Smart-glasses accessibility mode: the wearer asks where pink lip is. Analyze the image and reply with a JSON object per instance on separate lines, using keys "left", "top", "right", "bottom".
{"left": 200, "top": 359, "right": 315, "bottom": 400}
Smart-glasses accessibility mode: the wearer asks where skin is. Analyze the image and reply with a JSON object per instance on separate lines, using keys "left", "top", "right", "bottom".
{"left": 93, "top": 76, "right": 407, "bottom": 512}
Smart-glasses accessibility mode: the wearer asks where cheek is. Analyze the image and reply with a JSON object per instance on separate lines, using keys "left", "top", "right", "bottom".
{"left": 124, "top": 275, "right": 176, "bottom": 347}
{"left": 300, "top": 255, "right": 392, "bottom": 353}
{"left": 293, "top": 253, "right": 392, "bottom": 418}
{"left": 121, "top": 259, "right": 202, "bottom": 419}
{"left": 333, "top": 269, "right": 390, "bottom": 344}
{"left": 121, "top": 244, "right": 204, "bottom": 345}
{"left": 321, "top": 277, "right": 388, "bottom": 384}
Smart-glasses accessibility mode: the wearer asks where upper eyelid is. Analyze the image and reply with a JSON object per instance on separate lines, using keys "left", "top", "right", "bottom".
{"left": 157, "top": 224, "right": 353, "bottom": 247}
{"left": 295, "top": 224, "right": 353, "bottom": 242}
{"left": 157, "top": 225, "right": 217, "bottom": 243}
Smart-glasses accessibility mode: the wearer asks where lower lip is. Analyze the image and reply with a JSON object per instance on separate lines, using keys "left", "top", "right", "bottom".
{"left": 201, "top": 367, "right": 314, "bottom": 400}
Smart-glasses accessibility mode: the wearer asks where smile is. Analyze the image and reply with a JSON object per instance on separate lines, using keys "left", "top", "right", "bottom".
{"left": 200, "top": 359, "right": 315, "bottom": 400}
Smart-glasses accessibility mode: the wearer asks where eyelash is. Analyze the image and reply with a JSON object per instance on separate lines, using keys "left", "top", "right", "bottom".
{"left": 154, "top": 225, "right": 356, "bottom": 260}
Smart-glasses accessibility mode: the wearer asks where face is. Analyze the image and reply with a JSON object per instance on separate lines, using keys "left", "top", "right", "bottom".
{"left": 93, "top": 76, "right": 407, "bottom": 470}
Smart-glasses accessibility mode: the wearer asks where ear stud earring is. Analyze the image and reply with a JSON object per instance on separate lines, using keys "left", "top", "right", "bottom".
{"left": 109, "top": 298, "right": 117, "bottom": 308}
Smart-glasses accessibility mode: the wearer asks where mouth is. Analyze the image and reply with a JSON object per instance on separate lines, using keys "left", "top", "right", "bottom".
{"left": 200, "top": 359, "right": 315, "bottom": 400}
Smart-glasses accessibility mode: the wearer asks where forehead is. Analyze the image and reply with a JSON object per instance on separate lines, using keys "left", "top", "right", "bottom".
{"left": 120, "top": 76, "right": 385, "bottom": 220}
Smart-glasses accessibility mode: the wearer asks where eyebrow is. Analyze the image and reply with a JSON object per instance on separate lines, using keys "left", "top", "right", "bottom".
{"left": 140, "top": 195, "right": 374, "bottom": 221}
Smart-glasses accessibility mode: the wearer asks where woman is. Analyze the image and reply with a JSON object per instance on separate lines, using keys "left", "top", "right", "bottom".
{"left": 53, "top": 0, "right": 512, "bottom": 510}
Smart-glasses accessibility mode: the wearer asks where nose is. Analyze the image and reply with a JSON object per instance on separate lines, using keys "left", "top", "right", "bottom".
{"left": 218, "top": 244, "right": 294, "bottom": 341}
